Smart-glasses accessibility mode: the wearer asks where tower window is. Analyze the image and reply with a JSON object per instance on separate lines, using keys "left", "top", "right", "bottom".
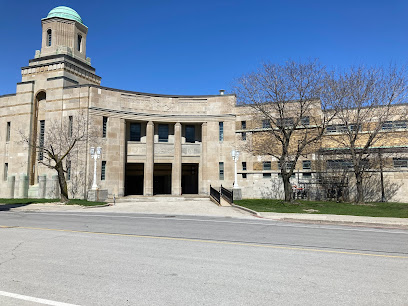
{"left": 219, "top": 162, "right": 224, "bottom": 180}
{"left": 6, "top": 122, "right": 10, "bottom": 142}
{"left": 4, "top": 163, "right": 8, "bottom": 181}
{"left": 66, "top": 160, "right": 71, "bottom": 181}
{"left": 68, "top": 116, "right": 73, "bottom": 137}
{"left": 77, "top": 34, "right": 82, "bottom": 52}
{"left": 101, "top": 161, "right": 106, "bottom": 180}
{"left": 219, "top": 122, "right": 224, "bottom": 141}
{"left": 102, "top": 117, "right": 108, "bottom": 138}
{"left": 185, "top": 125, "right": 195, "bottom": 143}
{"left": 38, "top": 120, "right": 45, "bottom": 161}
{"left": 47, "top": 29, "right": 52, "bottom": 47}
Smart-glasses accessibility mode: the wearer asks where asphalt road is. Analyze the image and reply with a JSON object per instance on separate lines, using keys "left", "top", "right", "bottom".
{"left": 0, "top": 211, "right": 407, "bottom": 305}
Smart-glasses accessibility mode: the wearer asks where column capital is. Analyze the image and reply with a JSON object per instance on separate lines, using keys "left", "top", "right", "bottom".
{"left": 175, "top": 122, "right": 181, "bottom": 127}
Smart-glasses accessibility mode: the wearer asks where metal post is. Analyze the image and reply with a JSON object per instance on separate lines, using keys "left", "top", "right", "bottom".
{"left": 231, "top": 150, "right": 240, "bottom": 188}
{"left": 90, "top": 146, "right": 102, "bottom": 191}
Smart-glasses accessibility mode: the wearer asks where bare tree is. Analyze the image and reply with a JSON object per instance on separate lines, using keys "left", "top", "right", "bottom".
{"left": 22, "top": 111, "right": 92, "bottom": 202}
{"left": 322, "top": 65, "right": 408, "bottom": 203}
{"left": 234, "top": 60, "right": 335, "bottom": 202}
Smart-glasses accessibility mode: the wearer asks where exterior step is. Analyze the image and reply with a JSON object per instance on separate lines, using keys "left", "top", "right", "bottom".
{"left": 110, "top": 196, "right": 211, "bottom": 203}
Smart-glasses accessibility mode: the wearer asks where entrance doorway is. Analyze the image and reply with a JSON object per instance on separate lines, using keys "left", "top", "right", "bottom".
{"left": 125, "top": 163, "right": 144, "bottom": 195}
{"left": 182, "top": 163, "right": 199, "bottom": 194}
{"left": 153, "top": 163, "right": 172, "bottom": 195}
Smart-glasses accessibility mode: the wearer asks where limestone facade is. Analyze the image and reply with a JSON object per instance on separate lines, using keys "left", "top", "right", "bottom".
{"left": 1, "top": 7, "right": 408, "bottom": 202}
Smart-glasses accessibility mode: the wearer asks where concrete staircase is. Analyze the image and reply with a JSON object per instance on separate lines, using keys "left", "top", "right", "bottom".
{"left": 111, "top": 195, "right": 211, "bottom": 203}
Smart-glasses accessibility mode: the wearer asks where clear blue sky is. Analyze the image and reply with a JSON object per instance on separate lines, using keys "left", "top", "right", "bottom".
{"left": 0, "top": 0, "right": 407, "bottom": 96}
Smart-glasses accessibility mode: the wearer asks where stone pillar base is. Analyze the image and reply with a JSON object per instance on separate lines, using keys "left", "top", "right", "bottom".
{"left": 87, "top": 189, "right": 108, "bottom": 202}
{"left": 233, "top": 188, "right": 242, "bottom": 201}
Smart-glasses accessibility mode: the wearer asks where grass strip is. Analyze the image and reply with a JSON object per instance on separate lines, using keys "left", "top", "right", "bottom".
{"left": 234, "top": 199, "right": 408, "bottom": 218}
{"left": 0, "top": 198, "right": 106, "bottom": 207}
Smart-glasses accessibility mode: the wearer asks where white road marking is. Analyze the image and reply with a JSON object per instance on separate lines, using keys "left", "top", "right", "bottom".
{"left": 0, "top": 290, "right": 79, "bottom": 306}
{"left": 5, "top": 211, "right": 408, "bottom": 235}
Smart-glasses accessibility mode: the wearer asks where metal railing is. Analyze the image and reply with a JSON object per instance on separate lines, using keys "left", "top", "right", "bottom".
{"left": 210, "top": 185, "right": 220, "bottom": 204}
{"left": 220, "top": 185, "right": 233, "bottom": 204}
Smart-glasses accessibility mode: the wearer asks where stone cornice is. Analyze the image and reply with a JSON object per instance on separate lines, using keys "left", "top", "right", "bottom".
{"left": 28, "top": 54, "right": 95, "bottom": 72}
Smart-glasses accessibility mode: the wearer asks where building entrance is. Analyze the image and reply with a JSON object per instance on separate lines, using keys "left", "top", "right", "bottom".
{"left": 153, "top": 163, "right": 172, "bottom": 195}
{"left": 125, "top": 163, "right": 144, "bottom": 195}
{"left": 182, "top": 163, "right": 199, "bottom": 194}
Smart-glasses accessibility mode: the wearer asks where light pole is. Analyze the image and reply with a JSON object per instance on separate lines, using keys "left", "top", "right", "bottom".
{"left": 90, "top": 146, "right": 101, "bottom": 190}
{"left": 231, "top": 150, "right": 240, "bottom": 188}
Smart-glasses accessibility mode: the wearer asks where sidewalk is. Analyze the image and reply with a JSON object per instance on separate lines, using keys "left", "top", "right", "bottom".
{"left": 2, "top": 199, "right": 408, "bottom": 228}
{"left": 258, "top": 212, "right": 408, "bottom": 228}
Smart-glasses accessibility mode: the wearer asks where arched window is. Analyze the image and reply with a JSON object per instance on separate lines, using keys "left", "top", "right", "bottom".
{"left": 47, "top": 29, "right": 52, "bottom": 46}
{"left": 77, "top": 34, "right": 82, "bottom": 52}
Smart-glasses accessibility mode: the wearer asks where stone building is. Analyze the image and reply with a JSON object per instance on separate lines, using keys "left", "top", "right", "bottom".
{"left": 1, "top": 6, "right": 408, "bottom": 202}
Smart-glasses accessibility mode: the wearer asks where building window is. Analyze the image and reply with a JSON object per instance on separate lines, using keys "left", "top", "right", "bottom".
{"left": 66, "top": 160, "right": 71, "bottom": 181}
{"left": 186, "top": 125, "right": 195, "bottom": 143}
{"left": 158, "top": 124, "right": 169, "bottom": 142}
{"left": 263, "top": 173, "right": 271, "bottom": 178}
{"left": 262, "top": 119, "right": 270, "bottom": 128}
{"left": 130, "top": 123, "right": 141, "bottom": 141}
{"left": 6, "top": 121, "right": 10, "bottom": 142}
{"left": 47, "top": 29, "right": 52, "bottom": 47}
{"left": 393, "top": 158, "right": 408, "bottom": 168}
{"left": 101, "top": 161, "right": 106, "bottom": 180}
{"left": 277, "top": 118, "right": 294, "bottom": 127}
{"left": 278, "top": 161, "right": 295, "bottom": 170}
{"left": 242, "top": 162, "right": 247, "bottom": 171}
{"left": 241, "top": 121, "right": 246, "bottom": 129}
{"left": 302, "top": 160, "right": 311, "bottom": 170}
{"left": 301, "top": 116, "right": 310, "bottom": 126}
{"left": 263, "top": 161, "right": 271, "bottom": 171}
{"left": 219, "top": 162, "right": 224, "bottom": 180}
{"left": 242, "top": 173, "right": 247, "bottom": 179}
{"left": 4, "top": 163, "right": 8, "bottom": 181}
{"left": 303, "top": 173, "right": 312, "bottom": 178}
{"left": 77, "top": 34, "right": 82, "bottom": 52}
{"left": 102, "top": 117, "right": 108, "bottom": 138}
{"left": 219, "top": 122, "right": 224, "bottom": 141}
{"left": 38, "top": 120, "right": 45, "bottom": 161}
{"left": 241, "top": 132, "right": 246, "bottom": 141}
{"left": 68, "top": 116, "right": 73, "bottom": 137}
{"left": 382, "top": 121, "right": 407, "bottom": 130}
{"left": 327, "top": 159, "right": 353, "bottom": 169}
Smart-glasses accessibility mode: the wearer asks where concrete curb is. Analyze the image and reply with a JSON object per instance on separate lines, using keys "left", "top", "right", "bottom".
{"left": 231, "top": 204, "right": 262, "bottom": 217}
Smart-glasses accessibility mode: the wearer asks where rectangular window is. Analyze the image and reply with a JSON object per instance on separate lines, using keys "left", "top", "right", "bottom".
{"left": 242, "top": 173, "right": 247, "bottom": 179}
{"left": 66, "top": 160, "right": 71, "bottom": 181}
{"left": 185, "top": 125, "right": 195, "bottom": 143}
{"left": 241, "top": 121, "right": 246, "bottom": 129}
{"left": 38, "top": 120, "right": 45, "bottom": 161}
{"left": 4, "top": 163, "right": 8, "bottom": 181}
{"left": 303, "top": 173, "right": 312, "bottom": 178}
{"left": 130, "top": 123, "right": 141, "bottom": 141}
{"left": 158, "top": 124, "right": 169, "bottom": 142}
{"left": 395, "top": 121, "right": 407, "bottom": 129}
{"left": 242, "top": 132, "right": 246, "bottom": 141}
{"left": 262, "top": 119, "right": 270, "bottom": 128}
{"left": 242, "top": 162, "right": 247, "bottom": 171}
{"left": 101, "top": 161, "right": 106, "bottom": 180}
{"left": 302, "top": 160, "right": 311, "bottom": 170}
{"left": 301, "top": 116, "right": 310, "bottom": 126}
{"left": 6, "top": 122, "right": 10, "bottom": 142}
{"left": 263, "top": 161, "right": 271, "bottom": 170}
{"left": 263, "top": 173, "right": 271, "bottom": 178}
{"left": 219, "top": 162, "right": 224, "bottom": 180}
{"left": 327, "top": 159, "right": 353, "bottom": 169}
{"left": 77, "top": 35, "right": 82, "bottom": 52}
{"left": 278, "top": 161, "right": 295, "bottom": 170}
{"left": 68, "top": 116, "right": 73, "bottom": 137}
{"left": 219, "top": 122, "right": 224, "bottom": 141}
{"left": 102, "top": 117, "right": 108, "bottom": 138}
{"left": 393, "top": 158, "right": 408, "bottom": 168}
{"left": 277, "top": 118, "right": 294, "bottom": 127}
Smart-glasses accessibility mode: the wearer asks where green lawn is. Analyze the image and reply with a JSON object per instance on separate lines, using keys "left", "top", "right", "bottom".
{"left": 235, "top": 199, "right": 408, "bottom": 218}
{"left": 0, "top": 198, "right": 106, "bottom": 207}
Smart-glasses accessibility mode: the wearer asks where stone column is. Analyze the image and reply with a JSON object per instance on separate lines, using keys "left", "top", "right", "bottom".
{"left": 18, "top": 173, "right": 29, "bottom": 198}
{"left": 200, "top": 122, "right": 208, "bottom": 194}
{"left": 118, "top": 119, "right": 126, "bottom": 197}
{"left": 172, "top": 122, "right": 182, "bottom": 195}
{"left": 7, "top": 175, "right": 15, "bottom": 199}
{"left": 38, "top": 175, "right": 47, "bottom": 198}
{"left": 144, "top": 121, "right": 154, "bottom": 196}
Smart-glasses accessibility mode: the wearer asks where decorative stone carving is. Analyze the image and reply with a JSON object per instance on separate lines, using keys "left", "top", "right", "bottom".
{"left": 182, "top": 144, "right": 201, "bottom": 156}
{"left": 154, "top": 143, "right": 174, "bottom": 155}
{"left": 127, "top": 142, "right": 146, "bottom": 155}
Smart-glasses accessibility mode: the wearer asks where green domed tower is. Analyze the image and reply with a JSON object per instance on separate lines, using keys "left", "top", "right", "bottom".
{"left": 38, "top": 6, "right": 88, "bottom": 62}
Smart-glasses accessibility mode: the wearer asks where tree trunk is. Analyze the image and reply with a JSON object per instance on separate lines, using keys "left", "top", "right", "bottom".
{"left": 56, "top": 162, "right": 69, "bottom": 203}
{"left": 282, "top": 173, "right": 293, "bottom": 202}
{"left": 355, "top": 171, "right": 364, "bottom": 203}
